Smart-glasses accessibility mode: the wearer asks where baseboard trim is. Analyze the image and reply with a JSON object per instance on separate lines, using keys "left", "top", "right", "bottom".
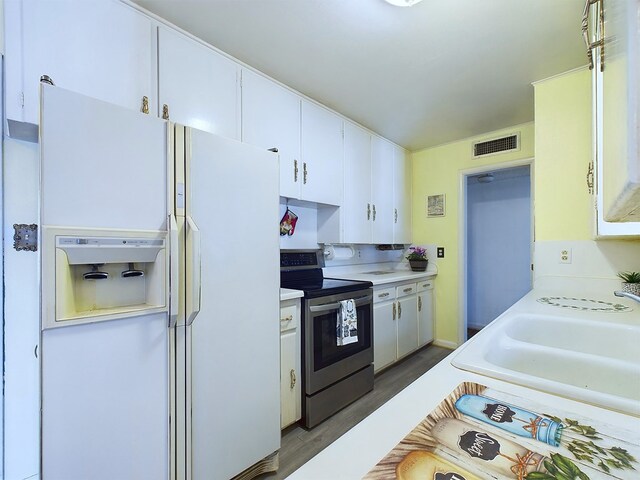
{"left": 433, "top": 339, "right": 458, "bottom": 350}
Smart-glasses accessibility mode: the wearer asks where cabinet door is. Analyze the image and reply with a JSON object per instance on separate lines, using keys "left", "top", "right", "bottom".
{"left": 301, "top": 100, "right": 343, "bottom": 205}
{"left": 371, "top": 136, "right": 395, "bottom": 244}
{"left": 158, "top": 26, "right": 239, "bottom": 139}
{"left": 10, "top": 0, "right": 154, "bottom": 130}
{"left": 397, "top": 296, "right": 418, "bottom": 359}
{"left": 242, "top": 69, "right": 301, "bottom": 199}
{"left": 280, "top": 330, "right": 300, "bottom": 429}
{"left": 599, "top": 0, "right": 640, "bottom": 222}
{"left": 343, "top": 122, "right": 372, "bottom": 243}
{"left": 373, "top": 301, "right": 396, "bottom": 372}
{"left": 393, "top": 145, "right": 412, "bottom": 243}
{"left": 418, "top": 290, "right": 434, "bottom": 347}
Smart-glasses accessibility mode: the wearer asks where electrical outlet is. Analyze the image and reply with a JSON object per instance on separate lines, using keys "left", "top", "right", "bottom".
{"left": 437, "top": 247, "right": 445, "bottom": 258}
{"left": 559, "top": 248, "right": 572, "bottom": 264}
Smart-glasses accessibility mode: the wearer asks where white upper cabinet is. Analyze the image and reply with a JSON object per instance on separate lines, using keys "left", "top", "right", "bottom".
{"left": 301, "top": 100, "right": 344, "bottom": 206}
{"left": 158, "top": 26, "right": 240, "bottom": 140}
{"left": 393, "top": 145, "right": 412, "bottom": 243}
{"left": 371, "top": 136, "right": 395, "bottom": 244}
{"left": 594, "top": 0, "right": 640, "bottom": 223}
{"left": 342, "top": 122, "right": 372, "bottom": 243}
{"left": 241, "top": 69, "right": 301, "bottom": 199}
{"left": 5, "top": 0, "right": 154, "bottom": 140}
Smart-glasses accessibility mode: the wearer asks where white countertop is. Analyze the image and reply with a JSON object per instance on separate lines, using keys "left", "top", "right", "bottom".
{"left": 288, "top": 287, "right": 640, "bottom": 479}
{"left": 280, "top": 288, "right": 304, "bottom": 301}
{"left": 288, "top": 350, "right": 640, "bottom": 479}
{"left": 324, "top": 262, "right": 437, "bottom": 286}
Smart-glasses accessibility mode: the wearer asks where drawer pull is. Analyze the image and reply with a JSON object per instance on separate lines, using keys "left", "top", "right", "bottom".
{"left": 378, "top": 292, "right": 390, "bottom": 298}
{"left": 290, "top": 369, "right": 296, "bottom": 389}
{"left": 403, "top": 287, "right": 412, "bottom": 293}
{"left": 421, "top": 283, "right": 431, "bottom": 288}
{"left": 280, "top": 315, "right": 293, "bottom": 323}
{"left": 418, "top": 296, "right": 422, "bottom": 312}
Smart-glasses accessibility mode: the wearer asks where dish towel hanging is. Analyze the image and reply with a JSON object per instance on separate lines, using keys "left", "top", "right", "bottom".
{"left": 337, "top": 299, "right": 358, "bottom": 346}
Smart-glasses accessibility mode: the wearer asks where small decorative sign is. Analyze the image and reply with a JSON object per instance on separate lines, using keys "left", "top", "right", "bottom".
{"left": 427, "top": 194, "right": 446, "bottom": 217}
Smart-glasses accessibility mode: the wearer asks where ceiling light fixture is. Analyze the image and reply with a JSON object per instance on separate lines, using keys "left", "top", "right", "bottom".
{"left": 477, "top": 173, "right": 495, "bottom": 184}
{"left": 384, "top": 0, "right": 423, "bottom": 6}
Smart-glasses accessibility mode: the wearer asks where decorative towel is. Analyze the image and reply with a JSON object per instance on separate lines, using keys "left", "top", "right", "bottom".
{"left": 337, "top": 299, "right": 358, "bottom": 346}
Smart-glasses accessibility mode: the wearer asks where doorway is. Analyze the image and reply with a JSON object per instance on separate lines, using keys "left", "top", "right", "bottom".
{"left": 460, "top": 163, "right": 532, "bottom": 342}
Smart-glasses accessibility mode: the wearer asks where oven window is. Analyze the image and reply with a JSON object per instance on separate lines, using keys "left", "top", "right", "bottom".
{"left": 312, "top": 303, "right": 371, "bottom": 371}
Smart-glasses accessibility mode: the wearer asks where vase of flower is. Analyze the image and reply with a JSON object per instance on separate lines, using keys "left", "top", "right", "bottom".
{"left": 406, "top": 246, "right": 428, "bottom": 272}
{"left": 618, "top": 271, "right": 640, "bottom": 296}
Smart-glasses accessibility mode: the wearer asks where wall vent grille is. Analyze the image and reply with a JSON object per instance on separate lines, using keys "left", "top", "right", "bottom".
{"left": 473, "top": 134, "right": 519, "bottom": 157}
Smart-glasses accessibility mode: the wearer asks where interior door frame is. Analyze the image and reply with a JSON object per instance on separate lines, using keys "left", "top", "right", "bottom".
{"left": 457, "top": 157, "right": 534, "bottom": 345}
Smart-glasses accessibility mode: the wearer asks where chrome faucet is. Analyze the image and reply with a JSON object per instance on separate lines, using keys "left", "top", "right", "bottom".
{"left": 614, "top": 291, "right": 640, "bottom": 304}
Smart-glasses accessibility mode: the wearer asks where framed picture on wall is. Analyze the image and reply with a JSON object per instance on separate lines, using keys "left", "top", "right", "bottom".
{"left": 427, "top": 194, "right": 445, "bottom": 217}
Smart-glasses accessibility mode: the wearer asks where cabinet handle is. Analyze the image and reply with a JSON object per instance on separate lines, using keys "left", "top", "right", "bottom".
{"left": 378, "top": 292, "right": 390, "bottom": 298}
{"left": 392, "top": 302, "right": 396, "bottom": 320}
{"left": 290, "top": 369, "right": 296, "bottom": 389}
{"left": 418, "top": 296, "right": 422, "bottom": 312}
{"left": 367, "top": 203, "right": 371, "bottom": 220}
{"left": 303, "top": 162, "right": 308, "bottom": 184}
{"left": 403, "top": 287, "right": 412, "bottom": 293}
{"left": 582, "top": 0, "right": 604, "bottom": 71}
{"left": 280, "top": 315, "right": 293, "bottom": 322}
{"left": 294, "top": 160, "right": 299, "bottom": 182}
{"left": 162, "top": 104, "right": 170, "bottom": 120}
{"left": 398, "top": 301, "right": 402, "bottom": 318}
{"left": 372, "top": 204, "right": 376, "bottom": 221}
{"left": 394, "top": 208, "right": 398, "bottom": 223}
{"left": 586, "top": 161, "right": 594, "bottom": 195}
{"left": 141, "top": 96, "right": 149, "bottom": 114}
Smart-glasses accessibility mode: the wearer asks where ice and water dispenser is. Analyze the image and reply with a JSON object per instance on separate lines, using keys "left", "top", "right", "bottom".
{"left": 42, "top": 227, "right": 168, "bottom": 329}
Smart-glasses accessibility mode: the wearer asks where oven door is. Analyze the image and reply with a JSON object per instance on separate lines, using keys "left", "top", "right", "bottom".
{"left": 304, "top": 289, "right": 373, "bottom": 395}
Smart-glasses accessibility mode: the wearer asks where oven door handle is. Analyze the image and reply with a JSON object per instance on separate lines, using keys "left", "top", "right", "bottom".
{"left": 308, "top": 295, "right": 373, "bottom": 313}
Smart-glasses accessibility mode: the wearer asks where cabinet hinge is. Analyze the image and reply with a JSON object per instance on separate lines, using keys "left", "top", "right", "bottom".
{"left": 20, "top": 92, "right": 25, "bottom": 108}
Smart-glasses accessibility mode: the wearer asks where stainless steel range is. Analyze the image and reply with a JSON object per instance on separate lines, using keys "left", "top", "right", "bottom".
{"left": 280, "top": 250, "right": 374, "bottom": 428}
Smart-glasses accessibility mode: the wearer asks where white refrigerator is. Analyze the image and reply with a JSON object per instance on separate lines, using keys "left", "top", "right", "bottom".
{"left": 39, "top": 84, "right": 281, "bottom": 480}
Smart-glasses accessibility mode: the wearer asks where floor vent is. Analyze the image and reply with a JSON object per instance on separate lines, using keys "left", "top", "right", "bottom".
{"left": 473, "top": 133, "right": 519, "bottom": 158}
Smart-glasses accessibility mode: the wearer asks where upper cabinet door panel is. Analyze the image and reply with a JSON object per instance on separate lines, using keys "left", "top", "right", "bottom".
{"left": 600, "top": 0, "right": 640, "bottom": 222}
{"left": 241, "top": 69, "right": 301, "bottom": 199}
{"left": 301, "top": 100, "right": 343, "bottom": 206}
{"left": 158, "top": 27, "right": 239, "bottom": 140}
{"left": 343, "top": 122, "right": 372, "bottom": 243}
{"left": 371, "top": 136, "right": 394, "bottom": 244}
{"left": 20, "top": 0, "right": 154, "bottom": 123}
{"left": 393, "top": 145, "right": 412, "bottom": 244}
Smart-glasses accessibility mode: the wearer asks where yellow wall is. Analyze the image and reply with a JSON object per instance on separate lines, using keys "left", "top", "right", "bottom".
{"left": 411, "top": 123, "right": 535, "bottom": 345}
{"left": 533, "top": 68, "right": 593, "bottom": 240}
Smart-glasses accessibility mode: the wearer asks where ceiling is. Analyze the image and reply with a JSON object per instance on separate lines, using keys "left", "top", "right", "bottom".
{"left": 132, "top": 0, "right": 587, "bottom": 151}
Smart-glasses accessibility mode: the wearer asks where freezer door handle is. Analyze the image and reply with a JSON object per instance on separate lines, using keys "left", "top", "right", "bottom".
{"left": 186, "top": 215, "right": 202, "bottom": 325}
{"left": 168, "top": 214, "right": 179, "bottom": 328}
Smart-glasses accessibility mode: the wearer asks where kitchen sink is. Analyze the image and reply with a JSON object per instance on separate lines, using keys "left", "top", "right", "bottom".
{"left": 362, "top": 270, "right": 396, "bottom": 275}
{"left": 452, "top": 311, "right": 640, "bottom": 416}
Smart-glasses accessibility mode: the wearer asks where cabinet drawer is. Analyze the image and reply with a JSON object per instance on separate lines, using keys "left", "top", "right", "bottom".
{"left": 280, "top": 304, "right": 298, "bottom": 332}
{"left": 373, "top": 286, "right": 395, "bottom": 304}
{"left": 417, "top": 279, "right": 434, "bottom": 292}
{"left": 396, "top": 283, "right": 417, "bottom": 298}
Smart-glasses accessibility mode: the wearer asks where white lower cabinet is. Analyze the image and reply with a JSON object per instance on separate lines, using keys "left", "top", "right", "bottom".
{"left": 417, "top": 279, "right": 435, "bottom": 347}
{"left": 373, "top": 280, "right": 434, "bottom": 373}
{"left": 279, "top": 299, "right": 301, "bottom": 429}
{"left": 372, "top": 287, "right": 397, "bottom": 372}
{"left": 396, "top": 284, "right": 418, "bottom": 359}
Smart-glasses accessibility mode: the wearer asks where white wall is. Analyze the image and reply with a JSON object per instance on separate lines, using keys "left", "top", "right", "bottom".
{"left": 278, "top": 199, "right": 319, "bottom": 250}
{"left": 534, "top": 240, "right": 640, "bottom": 294}
{"left": 467, "top": 167, "right": 531, "bottom": 329}
{"left": 3, "top": 138, "right": 41, "bottom": 480}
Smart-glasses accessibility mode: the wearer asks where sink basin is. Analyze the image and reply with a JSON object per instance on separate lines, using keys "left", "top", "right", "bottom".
{"left": 361, "top": 270, "right": 395, "bottom": 275}
{"left": 452, "top": 312, "right": 640, "bottom": 416}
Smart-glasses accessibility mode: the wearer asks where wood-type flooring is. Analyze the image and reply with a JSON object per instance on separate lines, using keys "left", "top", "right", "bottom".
{"left": 259, "top": 345, "right": 452, "bottom": 479}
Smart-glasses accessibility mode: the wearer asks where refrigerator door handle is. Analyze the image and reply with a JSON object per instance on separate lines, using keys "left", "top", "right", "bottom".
{"left": 168, "top": 214, "right": 179, "bottom": 328}
{"left": 186, "top": 215, "right": 202, "bottom": 325}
